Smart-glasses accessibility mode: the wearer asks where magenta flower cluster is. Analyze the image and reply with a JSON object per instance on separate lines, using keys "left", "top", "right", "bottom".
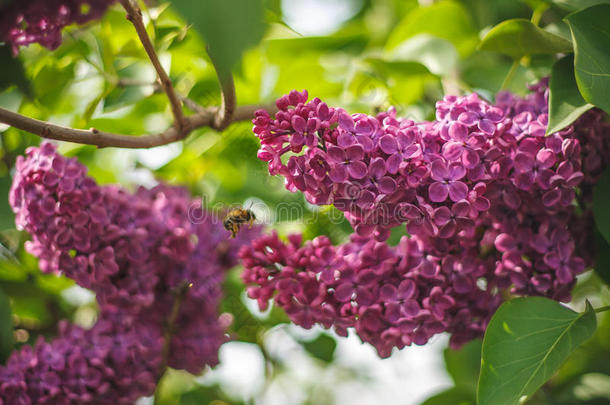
{"left": 0, "top": 0, "right": 115, "bottom": 53}
{"left": 1, "top": 142, "right": 258, "bottom": 404}
{"left": 243, "top": 80, "right": 610, "bottom": 356}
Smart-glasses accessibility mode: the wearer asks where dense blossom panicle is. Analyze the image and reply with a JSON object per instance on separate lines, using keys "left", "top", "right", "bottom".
{"left": 240, "top": 231, "right": 500, "bottom": 356}
{"left": 246, "top": 81, "right": 610, "bottom": 356}
{"left": 0, "top": 1, "right": 115, "bottom": 52}
{"left": 0, "top": 314, "right": 161, "bottom": 405}
{"left": 2, "top": 142, "right": 259, "bottom": 403}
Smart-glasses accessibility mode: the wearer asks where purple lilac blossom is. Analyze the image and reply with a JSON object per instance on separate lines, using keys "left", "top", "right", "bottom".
{"left": 244, "top": 79, "right": 610, "bottom": 357}
{"left": 0, "top": 1, "right": 116, "bottom": 53}
{"left": 1, "top": 142, "right": 259, "bottom": 403}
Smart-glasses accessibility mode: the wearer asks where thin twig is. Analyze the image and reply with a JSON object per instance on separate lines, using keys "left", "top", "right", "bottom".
{"left": 119, "top": 0, "right": 186, "bottom": 133}
{"left": 595, "top": 305, "right": 610, "bottom": 313}
{"left": 180, "top": 95, "right": 208, "bottom": 115}
{"left": 154, "top": 281, "right": 191, "bottom": 403}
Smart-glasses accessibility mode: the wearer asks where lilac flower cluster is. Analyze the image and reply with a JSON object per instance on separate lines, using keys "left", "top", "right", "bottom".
{"left": 0, "top": 314, "right": 161, "bottom": 405}
{"left": 0, "top": 0, "right": 115, "bottom": 53}
{"left": 1, "top": 142, "right": 258, "bottom": 403}
{"left": 243, "top": 80, "right": 610, "bottom": 356}
{"left": 241, "top": 231, "right": 500, "bottom": 356}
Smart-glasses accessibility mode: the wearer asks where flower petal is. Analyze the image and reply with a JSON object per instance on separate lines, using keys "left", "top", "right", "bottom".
{"left": 429, "top": 182, "right": 449, "bottom": 202}
{"left": 448, "top": 181, "right": 468, "bottom": 201}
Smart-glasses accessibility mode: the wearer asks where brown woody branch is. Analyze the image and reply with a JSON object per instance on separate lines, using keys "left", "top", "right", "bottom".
{"left": 119, "top": 0, "right": 186, "bottom": 132}
{"left": 0, "top": 104, "right": 274, "bottom": 148}
{"left": 0, "top": 0, "right": 278, "bottom": 148}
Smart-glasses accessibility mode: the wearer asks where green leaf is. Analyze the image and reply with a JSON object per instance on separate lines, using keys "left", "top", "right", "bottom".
{"left": 0, "top": 285, "right": 13, "bottom": 363}
{"left": 565, "top": 4, "right": 610, "bottom": 114}
{"left": 301, "top": 334, "right": 337, "bottom": 363}
{"left": 444, "top": 339, "right": 482, "bottom": 392}
{"left": 593, "top": 227, "right": 610, "bottom": 286}
{"left": 420, "top": 387, "right": 475, "bottom": 405}
{"left": 0, "top": 176, "right": 15, "bottom": 230}
{"left": 386, "top": 1, "right": 478, "bottom": 56}
{"left": 552, "top": 0, "right": 610, "bottom": 12}
{"left": 266, "top": 35, "right": 368, "bottom": 62}
{"left": 170, "top": 0, "right": 266, "bottom": 81}
{"left": 461, "top": 51, "right": 530, "bottom": 95}
{"left": 180, "top": 386, "right": 217, "bottom": 405}
{"left": 0, "top": 45, "right": 32, "bottom": 97}
{"left": 477, "top": 297, "right": 597, "bottom": 405}
{"left": 365, "top": 59, "right": 431, "bottom": 77}
{"left": 32, "top": 62, "right": 75, "bottom": 107}
{"left": 386, "top": 34, "right": 458, "bottom": 76}
{"left": 479, "top": 19, "right": 573, "bottom": 59}
{"left": 547, "top": 55, "right": 594, "bottom": 134}
{"left": 594, "top": 167, "right": 610, "bottom": 246}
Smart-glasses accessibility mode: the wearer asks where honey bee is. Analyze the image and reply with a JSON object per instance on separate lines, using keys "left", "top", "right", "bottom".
{"left": 223, "top": 207, "right": 256, "bottom": 238}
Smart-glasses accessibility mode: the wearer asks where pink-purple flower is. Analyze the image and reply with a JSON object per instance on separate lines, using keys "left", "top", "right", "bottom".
{"left": 245, "top": 79, "right": 610, "bottom": 357}
{"left": 2, "top": 142, "right": 260, "bottom": 403}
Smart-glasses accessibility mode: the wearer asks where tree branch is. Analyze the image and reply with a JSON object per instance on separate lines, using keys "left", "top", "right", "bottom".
{"left": 0, "top": 0, "right": 280, "bottom": 149}
{"left": 0, "top": 104, "right": 274, "bottom": 148}
{"left": 119, "top": 0, "right": 186, "bottom": 133}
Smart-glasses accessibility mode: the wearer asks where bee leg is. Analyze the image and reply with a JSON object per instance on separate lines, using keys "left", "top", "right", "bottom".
{"left": 231, "top": 223, "right": 239, "bottom": 238}
{"left": 248, "top": 218, "right": 254, "bottom": 228}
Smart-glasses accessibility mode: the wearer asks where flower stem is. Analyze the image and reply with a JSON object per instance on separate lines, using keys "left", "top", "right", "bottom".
{"left": 595, "top": 305, "right": 610, "bottom": 313}
{"left": 153, "top": 281, "right": 191, "bottom": 404}
{"left": 530, "top": 4, "right": 549, "bottom": 27}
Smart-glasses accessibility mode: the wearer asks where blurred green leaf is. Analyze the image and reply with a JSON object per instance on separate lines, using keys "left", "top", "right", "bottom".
{"left": 479, "top": 19, "right": 572, "bottom": 59}
{"left": 552, "top": 0, "right": 610, "bottom": 12}
{"left": 565, "top": 3, "right": 610, "bottom": 114}
{"left": 547, "top": 55, "right": 594, "bottom": 134}
{"left": 478, "top": 298, "right": 597, "bottom": 405}
{"left": 170, "top": 0, "right": 266, "bottom": 82}
{"left": 361, "top": 58, "right": 434, "bottom": 105}
{"left": 264, "top": 0, "right": 282, "bottom": 15}
{"left": 0, "top": 175, "right": 15, "bottom": 230}
{"left": 301, "top": 334, "right": 337, "bottom": 363}
{"left": 594, "top": 168, "right": 610, "bottom": 246}
{"left": 0, "top": 45, "right": 31, "bottom": 97}
{"left": 386, "top": 34, "right": 458, "bottom": 76}
{"left": 180, "top": 386, "right": 217, "bottom": 405}
{"left": 461, "top": 51, "right": 530, "bottom": 95}
{"left": 266, "top": 35, "right": 368, "bottom": 61}
{"left": 593, "top": 228, "right": 610, "bottom": 286}
{"left": 221, "top": 274, "right": 262, "bottom": 344}
{"left": 420, "top": 387, "right": 474, "bottom": 405}
{"left": 31, "top": 61, "right": 75, "bottom": 107}
{"left": 220, "top": 268, "right": 288, "bottom": 344}
{"left": 180, "top": 383, "right": 244, "bottom": 405}
{"left": 103, "top": 63, "right": 154, "bottom": 111}
{"left": 386, "top": 1, "right": 478, "bottom": 56}
{"left": 444, "top": 339, "right": 482, "bottom": 392}
{"left": 0, "top": 285, "right": 13, "bottom": 363}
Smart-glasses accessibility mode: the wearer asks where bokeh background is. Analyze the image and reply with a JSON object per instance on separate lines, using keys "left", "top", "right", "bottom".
{"left": 1, "top": 1, "right": 609, "bottom": 404}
